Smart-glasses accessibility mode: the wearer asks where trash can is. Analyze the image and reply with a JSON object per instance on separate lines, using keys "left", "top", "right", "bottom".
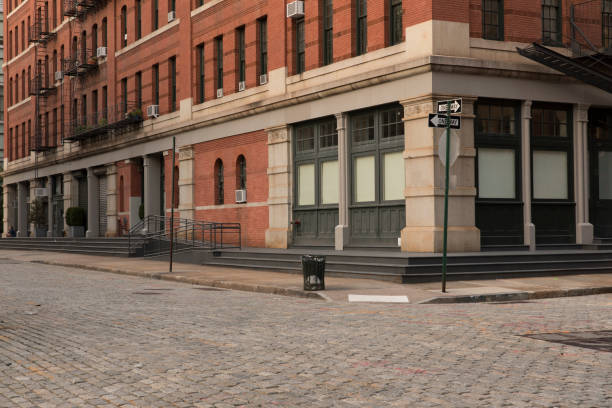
{"left": 302, "top": 255, "right": 325, "bottom": 291}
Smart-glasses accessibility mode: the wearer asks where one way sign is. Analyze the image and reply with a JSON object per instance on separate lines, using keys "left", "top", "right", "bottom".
{"left": 428, "top": 114, "right": 461, "bottom": 129}
{"left": 437, "top": 99, "right": 462, "bottom": 114}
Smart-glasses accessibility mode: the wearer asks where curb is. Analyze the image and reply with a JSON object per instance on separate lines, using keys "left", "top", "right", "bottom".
{"left": 419, "top": 286, "right": 612, "bottom": 304}
{"left": 30, "top": 260, "right": 328, "bottom": 301}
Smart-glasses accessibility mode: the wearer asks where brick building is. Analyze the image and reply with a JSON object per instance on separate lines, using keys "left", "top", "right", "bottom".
{"left": 2, "top": 0, "right": 611, "bottom": 252}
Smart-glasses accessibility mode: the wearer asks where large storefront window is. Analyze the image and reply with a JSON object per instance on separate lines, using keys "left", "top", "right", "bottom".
{"left": 475, "top": 100, "right": 522, "bottom": 246}
{"left": 531, "top": 104, "right": 574, "bottom": 243}
{"left": 350, "top": 104, "right": 405, "bottom": 244}
{"left": 293, "top": 117, "right": 339, "bottom": 244}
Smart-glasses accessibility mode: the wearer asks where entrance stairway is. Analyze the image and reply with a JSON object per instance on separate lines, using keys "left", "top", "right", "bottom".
{"left": 0, "top": 237, "right": 144, "bottom": 257}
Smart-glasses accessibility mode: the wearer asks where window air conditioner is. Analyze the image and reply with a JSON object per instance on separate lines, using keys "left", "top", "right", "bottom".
{"left": 54, "top": 71, "right": 63, "bottom": 81}
{"left": 168, "top": 10, "right": 175, "bottom": 22}
{"left": 286, "top": 1, "right": 304, "bottom": 18}
{"left": 96, "top": 46, "right": 107, "bottom": 58}
{"left": 146, "top": 104, "right": 159, "bottom": 118}
{"left": 238, "top": 81, "right": 246, "bottom": 92}
{"left": 235, "top": 189, "right": 247, "bottom": 203}
{"left": 259, "top": 73, "right": 268, "bottom": 85}
{"left": 216, "top": 88, "right": 224, "bottom": 98}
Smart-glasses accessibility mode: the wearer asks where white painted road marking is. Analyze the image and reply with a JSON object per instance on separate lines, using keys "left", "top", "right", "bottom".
{"left": 348, "top": 295, "right": 409, "bottom": 303}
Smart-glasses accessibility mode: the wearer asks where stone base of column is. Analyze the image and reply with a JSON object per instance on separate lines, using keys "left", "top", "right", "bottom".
{"left": 265, "top": 228, "right": 291, "bottom": 249}
{"left": 576, "top": 222, "right": 594, "bottom": 245}
{"left": 47, "top": 231, "right": 53, "bottom": 238}
{"left": 86, "top": 230, "right": 96, "bottom": 238}
{"left": 17, "top": 231, "right": 27, "bottom": 238}
{"left": 524, "top": 223, "right": 536, "bottom": 251}
{"left": 401, "top": 226, "right": 480, "bottom": 253}
{"left": 334, "top": 225, "right": 349, "bottom": 251}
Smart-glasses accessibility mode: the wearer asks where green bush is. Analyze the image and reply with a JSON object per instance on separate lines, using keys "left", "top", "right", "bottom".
{"left": 66, "top": 207, "right": 86, "bottom": 227}
{"left": 28, "top": 199, "right": 47, "bottom": 227}
{"left": 138, "top": 203, "right": 144, "bottom": 220}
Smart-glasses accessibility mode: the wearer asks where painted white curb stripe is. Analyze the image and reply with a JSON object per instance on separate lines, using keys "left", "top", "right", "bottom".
{"left": 348, "top": 295, "right": 409, "bottom": 303}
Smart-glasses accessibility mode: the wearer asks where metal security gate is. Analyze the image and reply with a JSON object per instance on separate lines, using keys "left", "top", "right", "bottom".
{"left": 589, "top": 109, "right": 612, "bottom": 238}
{"left": 98, "top": 175, "right": 107, "bottom": 236}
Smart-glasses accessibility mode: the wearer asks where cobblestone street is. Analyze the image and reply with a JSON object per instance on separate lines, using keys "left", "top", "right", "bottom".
{"left": 0, "top": 260, "right": 610, "bottom": 407}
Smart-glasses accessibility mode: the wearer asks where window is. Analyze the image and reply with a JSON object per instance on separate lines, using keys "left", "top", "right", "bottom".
{"left": 92, "top": 24, "right": 98, "bottom": 51}
{"left": 81, "top": 95, "right": 87, "bottom": 126}
{"left": 60, "top": 105, "right": 64, "bottom": 141}
{"left": 52, "top": 108, "right": 57, "bottom": 142}
{"left": 295, "top": 17, "right": 305, "bottom": 74}
{"left": 135, "top": 71, "right": 142, "bottom": 108}
{"left": 604, "top": 0, "right": 612, "bottom": 49}
{"left": 237, "top": 26, "right": 246, "bottom": 88}
{"left": 102, "top": 18, "right": 108, "bottom": 47}
{"left": 102, "top": 86, "right": 107, "bottom": 120}
{"left": 196, "top": 0, "right": 203, "bottom": 6}
{"left": 152, "top": 0, "right": 159, "bottom": 30}
{"left": 482, "top": 0, "right": 503, "bottom": 41}
{"left": 121, "top": 6, "right": 127, "bottom": 47}
{"left": 236, "top": 155, "right": 246, "bottom": 190}
{"left": 121, "top": 78, "right": 128, "bottom": 114}
{"left": 215, "top": 159, "right": 224, "bottom": 205}
{"left": 169, "top": 57, "right": 176, "bottom": 111}
{"left": 153, "top": 64, "right": 159, "bottom": 105}
{"left": 21, "top": 21, "right": 25, "bottom": 51}
{"left": 323, "top": 0, "right": 333, "bottom": 65}
{"left": 196, "top": 44, "right": 204, "bottom": 103}
{"left": 356, "top": 0, "right": 367, "bottom": 55}
{"left": 52, "top": 0, "right": 57, "bottom": 27}
{"left": 136, "top": 0, "right": 142, "bottom": 40}
{"left": 542, "top": 0, "right": 561, "bottom": 45}
{"left": 215, "top": 36, "right": 223, "bottom": 91}
{"left": 92, "top": 90, "right": 98, "bottom": 122}
{"left": 258, "top": 18, "right": 268, "bottom": 81}
{"left": 169, "top": 0, "right": 175, "bottom": 13}
{"left": 119, "top": 176, "right": 125, "bottom": 212}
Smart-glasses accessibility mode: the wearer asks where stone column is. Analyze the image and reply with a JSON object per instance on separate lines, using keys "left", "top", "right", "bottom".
{"left": 17, "top": 182, "right": 28, "bottom": 237}
{"left": 521, "top": 101, "right": 536, "bottom": 250}
{"left": 178, "top": 147, "right": 195, "bottom": 220}
{"left": 574, "top": 104, "right": 593, "bottom": 244}
{"left": 47, "top": 176, "right": 54, "bottom": 237}
{"left": 143, "top": 155, "right": 162, "bottom": 219}
{"left": 106, "top": 164, "right": 118, "bottom": 237}
{"left": 86, "top": 167, "right": 99, "bottom": 238}
{"left": 63, "top": 172, "right": 77, "bottom": 233}
{"left": 334, "top": 113, "right": 349, "bottom": 250}
{"left": 29, "top": 180, "right": 40, "bottom": 236}
{"left": 265, "top": 125, "right": 292, "bottom": 248}
{"left": 400, "top": 95, "right": 480, "bottom": 252}
{"left": 3, "top": 184, "right": 16, "bottom": 237}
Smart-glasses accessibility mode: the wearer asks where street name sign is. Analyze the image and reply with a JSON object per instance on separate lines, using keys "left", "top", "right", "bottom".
{"left": 428, "top": 114, "right": 461, "bottom": 129}
{"left": 437, "top": 99, "right": 462, "bottom": 114}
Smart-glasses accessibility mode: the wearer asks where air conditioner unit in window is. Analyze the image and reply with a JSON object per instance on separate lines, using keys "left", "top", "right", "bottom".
{"left": 259, "top": 73, "right": 268, "bottom": 85}
{"left": 235, "top": 189, "right": 247, "bottom": 203}
{"left": 54, "top": 71, "right": 63, "bottom": 81}
{"left": 96, "top": 46, "right": 107, "bottom": 58}
{"left": 216, "top": 88, "right": 224, "bottom": 98}
{"left": 238, "top": 81, "right": 246, "bottom": 92}
{"left": 146, "top": 104, "right": 159, "bottom": 118}
{"left": 286, "top": 1, "right": 304, "bottom": 18}
{"left": 168, "top": 10, "right": 175, "bottom": 22}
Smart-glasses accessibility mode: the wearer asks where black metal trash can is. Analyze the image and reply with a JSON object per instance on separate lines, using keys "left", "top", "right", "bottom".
{"left": 302, "top": 255, "right": 325, "bottom": 291}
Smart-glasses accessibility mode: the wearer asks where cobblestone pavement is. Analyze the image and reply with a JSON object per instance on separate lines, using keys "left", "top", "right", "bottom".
{"left": 0, "top": 261, "right": 610, "bottom": 408}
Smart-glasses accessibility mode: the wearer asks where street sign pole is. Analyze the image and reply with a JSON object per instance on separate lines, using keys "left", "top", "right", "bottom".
{"left": 442, "top": 101, "right": 451, "bottom": 293}
{"left": 169, "top": 136, "right": 176, "bottom": 274}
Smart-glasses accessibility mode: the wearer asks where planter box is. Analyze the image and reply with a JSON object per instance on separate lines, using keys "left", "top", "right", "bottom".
{"left": 69, "top": 226, "right": 85, "bottom": 238}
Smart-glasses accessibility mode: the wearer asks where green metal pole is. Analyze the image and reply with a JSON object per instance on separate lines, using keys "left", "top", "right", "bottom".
{"left": 442, "top": 101, "right": 451, "bottom": 293}
{"left": 169, "top": 136, "right": 176, "bottom": 273}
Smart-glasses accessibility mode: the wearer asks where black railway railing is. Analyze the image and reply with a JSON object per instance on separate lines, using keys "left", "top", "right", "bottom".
{"left": 65, "top": 102, "right": 143, "bottom": 142}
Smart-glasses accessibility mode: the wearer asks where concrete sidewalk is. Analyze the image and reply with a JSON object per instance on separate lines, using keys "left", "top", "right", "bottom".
{"left": 1, "top": 249, "right": 611, "bottom": 303}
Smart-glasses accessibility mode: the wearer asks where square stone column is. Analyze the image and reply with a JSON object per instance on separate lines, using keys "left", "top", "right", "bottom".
{"left": 86, "top": 167, "right": 100, "bottom": 238}
{"left": 265, "top": 125, "right": 292, "bottom": 248}
{"left": 29, "top": 180, "right": 42, "bottom": 236}
{"left": 3, "top": 184, "right": 16, "bottom": 237}
{"left": 47, "top": 176, "right": 54, "bottom": 237}
{"left": 63, "top": 172, "right": 78, "bottom": 233}
{"left": 17, "top": 182, "right": 28, "bottom": 237}
{"left": 106, "top": 164, "right": 118, "bottom": 237}
{"left": 143, "top": 155, "right": 162, "bottom": 219}
{"left": 178, "top": 146, "right": 195, "bottom": 220}
{"left": 334, "top": 113, "right": 349, "bottom": 250}
{"left": 574, "top": 104, "right": 593, "bottom": 244}
{"left": 400, "top": 95, "right": 480, "bottom": 253}
{"left": 521, "top": 101, "right": 536, "bottom": 250}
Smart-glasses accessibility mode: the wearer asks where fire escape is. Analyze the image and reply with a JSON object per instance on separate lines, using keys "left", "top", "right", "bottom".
{"left": 518, "top": 0, "right": 612, "bottom": 93}
{"left": 62, "top": 0, "right": 143, "bottom": 145}
{"left": 29, "top": 0, "right": 57, "bottom": 152}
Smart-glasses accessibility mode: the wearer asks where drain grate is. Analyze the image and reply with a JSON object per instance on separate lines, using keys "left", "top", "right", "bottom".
{"left": 132, "top": 292, "right": 163, "bottom": 295}
{"left": 142, "top": 288, "right": 174, "bottom": 291}
{"left": 0, "top": 259, "right": 22, "bottom": 264}
{"left": 521, "top": 330, "right": 612, "bottom": 353}
{"left": 193, "top": 287, "right": 225, "bottom": 291}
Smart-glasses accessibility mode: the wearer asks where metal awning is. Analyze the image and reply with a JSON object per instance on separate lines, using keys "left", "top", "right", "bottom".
{"left": 517, "top": 43, "right": 612, "bottom": 94}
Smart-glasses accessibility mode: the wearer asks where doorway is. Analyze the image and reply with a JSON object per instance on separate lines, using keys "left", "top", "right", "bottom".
{"left": 589, "top": 109, "right": 612, "bottom": 238}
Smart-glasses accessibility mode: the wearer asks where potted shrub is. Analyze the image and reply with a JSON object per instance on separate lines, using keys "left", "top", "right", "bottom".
{"left": 126, "top": 108, "right": 143, "bottom": 121}
{"left": 66, "top": 207, "right": 86, "bottom": 238}
{"left": 28, "top": 198, "right": 48, "bottom": 237}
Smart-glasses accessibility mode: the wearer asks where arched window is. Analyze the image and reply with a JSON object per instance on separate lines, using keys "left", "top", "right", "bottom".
{"left": 121, "top": 6, "right": 127, "bottom": 47}
{"left": 119, "top": 176, "right": 125, "bottom": 212}
{"left": 27, "top": 66, "right": 31, "bottom": 95}
{"left": 102, "top": 18, "right": 108, "bottom": 47}
{"left": 52, "top": 50, "right": 57, "bottom": 77}
{"left": 92, "top": 24, "right": 98, "bottom": 51}
{"left": 236, "top": 155, "right": 246, "bottom": 190}
{"left": 215, "top": 159, "right": 224, "bottom": 205}
{"left": 21, "top": 70, "right": 25, "bottom": 99}
{"left": 15, "top": 74, "right": 19, "bottom": 102}
{"left": 81, "top": 30, "right": 87, "bottom": 63}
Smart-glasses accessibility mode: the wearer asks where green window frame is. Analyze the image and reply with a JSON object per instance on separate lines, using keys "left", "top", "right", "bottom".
{"left": 323, "top": 0, "right": 333, "bottom": 65}
{"left": 258, "top": 18, "right": 268, "bottom": 80}
{"left": 356, "top": 0, "right": 367, "bottom": 55}
{"left": 169, "top": 57, "right": 176, "bottom": 112}
{"left": 482, "top": 0, "right": 504, "bottom": 41}
{"left": 216, "top": 36, "right": 223, "bottom": 91}
{"left": 542, "top": 0, "right": 562, "bottom": 46}
{"left": 197, "top": 44, "right": 205, "bottom": 103}
{"left": 295, "top": 18, "right": 305, "bottom": 74}
{"left": 390, "top": 0, "right": 403, "bottom": 46}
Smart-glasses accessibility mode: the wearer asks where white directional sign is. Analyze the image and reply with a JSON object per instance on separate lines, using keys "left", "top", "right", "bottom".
{"left": 437, "top": 99, "right": 462, "bottom": 114}
{"left": 428, "top": 114, "right": 461, "bottom": 129}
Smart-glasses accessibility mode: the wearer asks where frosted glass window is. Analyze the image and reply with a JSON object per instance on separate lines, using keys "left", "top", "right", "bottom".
{"left": 355, "top": 155, "right": 375, "bottom": 202}
{"left": 599, "top": 151, "right": 612, "bottom": 200}
{"left": 321, "top": 160, "right": 339, "bottom": 204}
{"left": 478, "top": 148, "right": 515, "bottom": 199}
{"left": 383, "top": 152, "right": 404, "bottom": 201}
{"left": 298, "top": 164, "right": 315, "bottom": 206}
{"left": 533, "top": 150, "right": 568, "bottom": 199}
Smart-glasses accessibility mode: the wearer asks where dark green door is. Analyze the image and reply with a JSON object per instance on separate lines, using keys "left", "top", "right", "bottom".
{"left": 589, "top": 109, "right": 612, "bottom": 238}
